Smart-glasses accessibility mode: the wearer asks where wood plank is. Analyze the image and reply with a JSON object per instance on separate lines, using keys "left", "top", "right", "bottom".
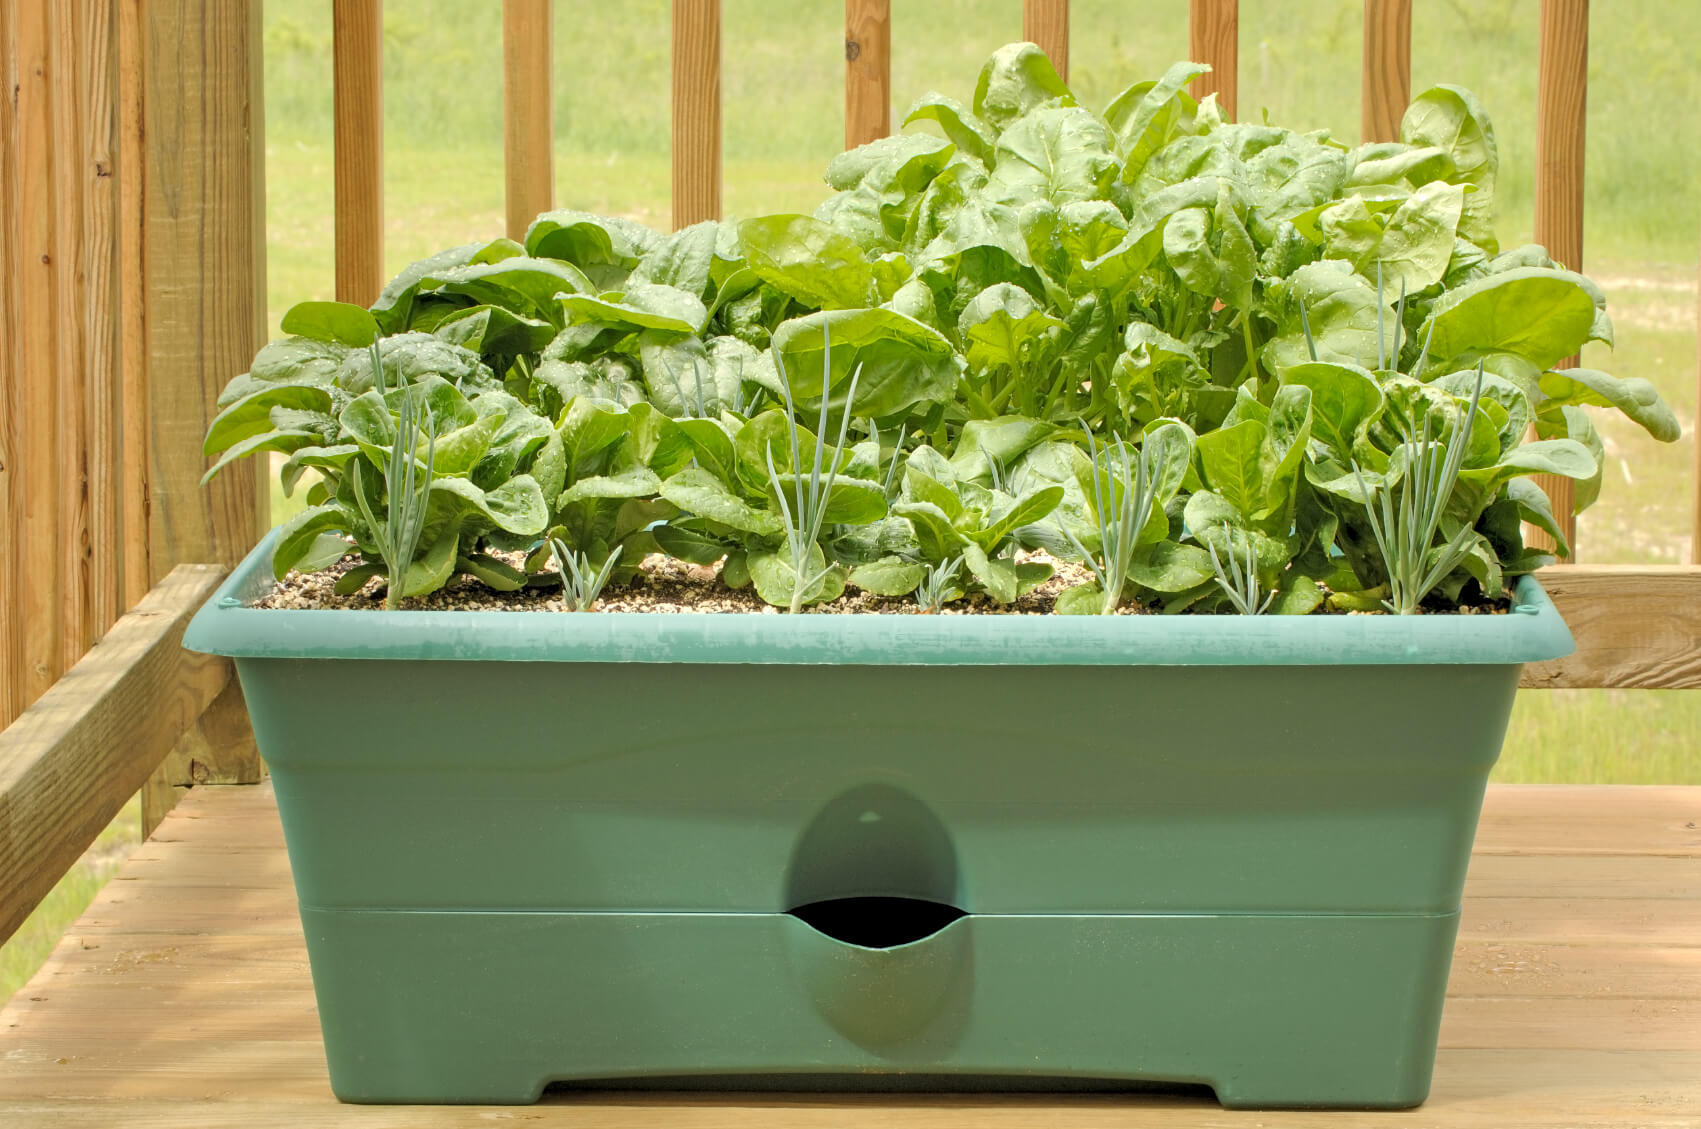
{"left": 0, "top": 2, "right": 20, "bottom": 726}
{"left": 671, "top": 0, "right": 721, "bottom": 228}
{"left": 1522, "top": 565, "right": 1701, "bottom": 689}
{"left": 1529, "top": 0, "right": 1589, "bottom": 556}
{"left": 144, "top": 0, "right": 265, "bottom": 579}
{"left": 0, "top": 566, "right": 229, "bottom": 944}
{"left": 7, "top": 0, "right": 65, "bottom": 718}
{"left": 1188, "top": 0, "right": 1237, "bottom": 121}
{"left": 118, "top": 0, "right": 150, "bottom": 611}
{"left": 1442, "top": 997, "right": 1701, "bottom": 1051}
{"left": 502, "top": 0, "right": 553, "bottom": 242}
{"left": 331, "top": 0, "right": 383, "bottom": 307}
{"left": 843, "top": 0, "right": 890, "bottom": 150}
{"left": 1474, "top": 786, "right": 1701, "bottom": 857}
{"left": 1459, "top": 897, "right": 1701, "bottom": 946}
{"left": 1464, "top": 853, "right": 1701, "bottom": 900}
{"left": 49, "top": 1, "right": 92, "bottom": 675}
{"left": 1022, "top": 0, "right": 1070, "bottom": 83}
{"left": 76, "top": 0, "right": 124, "bottom": 645}
{"left": 1450, "top": 941, "right": 1701, "bottom": 1000}
{"left": 1360, "top": 0, "right": 1411, "bottom": 143}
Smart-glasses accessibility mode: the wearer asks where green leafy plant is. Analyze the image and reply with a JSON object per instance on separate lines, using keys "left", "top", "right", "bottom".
{"left": 766, "top": 324, "right": 865, "bottom": 613}
{"left": 1353, "top": 363, "right": 1485, "bottom": 615}
{"left": 349, "top": 342, "right": 437, "bottom": 609}
{"left": 914, "top": 555, "right": 964, "bottom": 613}
{"left": 1207, "top": 531, "right": 1274, "bottom": 616}
{"left": 549, "top": 539, "right": 621, "bottom": 612}
{"left": 1054, "top": 428, "right": 1159, "bottom": 615}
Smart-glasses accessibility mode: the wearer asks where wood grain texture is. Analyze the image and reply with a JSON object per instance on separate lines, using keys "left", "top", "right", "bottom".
{"left": 1530, "top": 0, "right": 1589, "bottom": 557}
{"left": 144, "top": 0, "right": 266, "bottom": 580}
{"left": 2, "top": 783, "right": 1699, "bottom": 1127}
{"left": 503, "top": 0, "right": 553, "bottom": 242}
{"left": 141, "top": 677, "right": 263, "bottom": 837}
{"left": 331, "top": 0, "right": 383, "bottom": 306}
{"left": 1022, "top": 0, "right": 1070, "bottom": 83}
{"left": 1360, "top": 0, "right": 1410, "bottom": 143}
{"left": 76, "top": 0, "right": 124, "bottom": 644}
{"left": 1522, "top": 565, "right": 1701, "bottom": 689}
{"left": 0, "top": 566, "right": 229, "bottom": 945}
{"left": 1188, "top": 0, "right": 1237, "bottom": 121}
{"left": 1473, "top": 786, "right": 1701, "bottom": 857}
{"left": 671, "top": 0, "right": 721, "bottom": 228}
{"left": 118, "top": 0, "right": 151, "bottom": 611}
{"left": 843, "top": 0, "right": 890, "bottom": 150}
{"left": 6, "top": 1, "right": 65, "bottom": 717}
{"left": 0, "top": 4, "right": 19, "bottom": 725}
{"left": 49, "top": 2, "right": 92, "bottom": 675}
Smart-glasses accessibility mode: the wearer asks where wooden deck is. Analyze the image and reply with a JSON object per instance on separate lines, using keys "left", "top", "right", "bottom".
{"left": 1, "top": 782, "right": 1697, "bottom": 1128}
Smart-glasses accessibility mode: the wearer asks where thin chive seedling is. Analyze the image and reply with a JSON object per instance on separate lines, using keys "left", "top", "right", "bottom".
{"left": 1055, "top": 425, "right": 1160, "bottom": 615}
{"left": 914, "top": 555, "right": 963, "bottom": 614}
{"left": 549, "top": 540, "right": 621, "bottom": 612}
{"left": 1207, "top": 530, "right": 1274, "bottom": 615}
{"left": 767, "top": 322, "right": 864, "bottom": 613}
{"left": 1352, "top": 361, "right": 1487, "bottom": 615}
{"left": 351, "top": 340, "right": 437, "bottom": 610}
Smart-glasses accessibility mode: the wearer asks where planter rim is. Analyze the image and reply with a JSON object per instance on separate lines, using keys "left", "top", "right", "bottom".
{"left": 183, "top": 528, "right": 1575, "bottom": 667}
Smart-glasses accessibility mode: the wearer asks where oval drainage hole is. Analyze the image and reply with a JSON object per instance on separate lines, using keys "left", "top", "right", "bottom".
{"left": 788, "top": 897, "right": 966, "bottom": 949}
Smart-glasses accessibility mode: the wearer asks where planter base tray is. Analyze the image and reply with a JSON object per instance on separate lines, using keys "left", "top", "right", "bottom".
{"left": 302, "top": 906, "right": 1458, "bottom": 1109}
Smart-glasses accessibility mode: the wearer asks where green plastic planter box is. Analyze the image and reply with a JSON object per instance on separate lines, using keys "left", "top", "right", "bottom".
{"left": 184, "top": 529, "right": 1574, "bottom": 1109}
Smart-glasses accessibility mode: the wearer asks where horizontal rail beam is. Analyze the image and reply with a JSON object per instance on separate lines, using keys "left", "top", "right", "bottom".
{"left": 0, "top": 565, "right": 230, "bottom": 943}
{"left": 1524, "top": 566, "right": 1701, "bottom": 689}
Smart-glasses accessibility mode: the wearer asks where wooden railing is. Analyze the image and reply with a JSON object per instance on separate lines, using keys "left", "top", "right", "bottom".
{"left": 0, "top": 0, "right": 1698, "bottom": 947}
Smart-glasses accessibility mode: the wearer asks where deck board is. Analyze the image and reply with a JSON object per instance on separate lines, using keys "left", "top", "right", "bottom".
{"left": 3, "top": 782, "right": 1698, "bottom": 1127}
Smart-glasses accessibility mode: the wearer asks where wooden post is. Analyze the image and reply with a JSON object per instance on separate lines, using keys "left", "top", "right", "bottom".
{"left": 1188, "top": 0, "right": 1237, "bottom": 121}
{"left": 503, "top": 0, "right": 554, "bottom": 243}
{"left": 844, "top": 0, "right": 890, "bottom": 150}
{"left": 1531, "top": 0, "right": 1588, "bottom": 559}
{"left": 671, "top": 0, "right": 721, "bottom": 229}
{"left": 333, "top": 0, "right": 384, "bottom": 306}
{"left": 1361, "top": 0, "right": 1411, "bottom": 143}
{"left": 1023, "top": 0, "right": 1070, "bottom": 83}
{"left": 0, "top": 4, "right": 18, "bottom": 726}
{"left": 140, "top": 1, "right": 269, "bottom": 833}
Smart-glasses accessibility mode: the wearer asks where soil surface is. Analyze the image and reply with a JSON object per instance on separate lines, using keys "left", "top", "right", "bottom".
{"left": 255, "top": 544, "right": 1509, "bottom": 616}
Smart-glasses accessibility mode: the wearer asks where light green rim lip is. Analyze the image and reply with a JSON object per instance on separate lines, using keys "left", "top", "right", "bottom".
{"left": 183, "top": 528, "right": 1576, "bottom": 667}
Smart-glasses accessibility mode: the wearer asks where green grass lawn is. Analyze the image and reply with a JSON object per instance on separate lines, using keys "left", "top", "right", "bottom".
{"left": 8, "top": 0, "right": 1698, "bottom": 1010}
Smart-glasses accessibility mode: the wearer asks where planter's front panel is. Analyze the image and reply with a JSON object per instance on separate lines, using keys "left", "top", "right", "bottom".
{"left": 249, "top": 657, "right": 1516, "bottom": 917}
{"left": 300, "top": 907, "right": 1457, "bottom": 1108}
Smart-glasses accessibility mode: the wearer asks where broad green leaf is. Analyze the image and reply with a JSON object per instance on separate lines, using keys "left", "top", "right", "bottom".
{"left": 765, "top": 474, "right": 887, "bottom": 525}
{"left": 1261, "top": 260, "right": 1395, "bottom": 371}
{"left": 972, "top": 42, "right": 1074, "bottom": 133}
{"left": 1277, "top": 362, "right": 1382, "bottom": 454}
{"left": 652, "top": 520, "right": 732, "bottom": 565}
{"left": 371, "top": 242, "right": 485, "bottom": 333}
{"left": 891, "top": 500, "right": 968, "bottom": 560}
{"left": 1507, "top": 477, "right": 1570, "bottom": 559}
{"left": 456, "top": 552, "right": 528, "bottom": 592}
{"left": 334, "top": 332, "right": 494, "bottom": 395}
{"left": 660, "top": 467, "right": 783, "bottom": 536}
{"left": 241, "top": 337, "right": 349, "bottom": 396}
{"left": 432, "top": 304, "right": 557, "bottom": 356}
{"left": 420, "top": 257, "right": 593, "bottom": 321}
{"left": 1126, "top": 541, "right": 1214, "bottom": 592}
{"left": 1401, "top": 85, "right": 1498, "bottom": 254}
{"left": 631, "top": 220, "right": 719, "bottom": 299}
{"left": 1054, "top": 582, "right": 1105, "bottom": 615}
{"left": 430, "top": 474, "right": 549, "bottom": 536}
{"left": 204, "top": 384, "right": 335, "bottom": 455}
{"left": 272, "top": 504, "right": 350, "bottom": 578}
{"left": 737, "top": 214, "right": 873, "bottom": 311}
{"left": 770, "top": 308, "right": 962, "bottom": 420}
{"left": 957, "top": 282, "right": 1065, "bottom": 374}
{"left": 1193, "top": 418, "right": 1269, "bottom": 518}
{"left": 1538, "top": 368, "right": 1680, "bottom": 443}
{"left": 975, "top": 484, "right": 1064, "bottom": 549}
{"left": 848, "top": 555, "right": 927, "bottom": 596}
{"left": 280, "top": 301, "right": 379, "bottom": 347}
{"left": 985, "top": 106, "right": 1117, "bottom": 207}
{"left": 1419, "top": 268, "right": 1598, "bottom": 371}
{"left": 524, "top": 210, "right": 659, "bottom": 284}
{"left": 949, "top": 416, "right": 1058, "bottom": 481}
{"left": 903, "top": 93, "right": 996, "bottom": 165}
{"left": 559, "top": 467, "right": 664, "bottom": 505}
{"left": 748, "top": 545, "right": 843, "bottom": 608}
{"left": 961, "top": 541, "right": 1018, "bottom": 603}
{"left": 1104, "top": 62, "right": 1205, "bottom": 178}
{"left": 559, "top": 282, "right": 708, "bottom": 336}
{"left": 200, "top": 428, "right": 322, "bottom": 483}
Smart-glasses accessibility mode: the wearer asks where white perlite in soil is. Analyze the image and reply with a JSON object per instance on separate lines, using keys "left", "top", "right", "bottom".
{"left": 254, "top": 546, "right": 1510, "bottom": 616}
{"left": 256, "top": 547, "right": 1122, "bottom": 615}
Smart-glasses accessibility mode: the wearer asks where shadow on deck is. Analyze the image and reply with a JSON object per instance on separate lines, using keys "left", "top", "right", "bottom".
{"left": 1, "top": 782, "right": 1697, "bottom": 1127}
